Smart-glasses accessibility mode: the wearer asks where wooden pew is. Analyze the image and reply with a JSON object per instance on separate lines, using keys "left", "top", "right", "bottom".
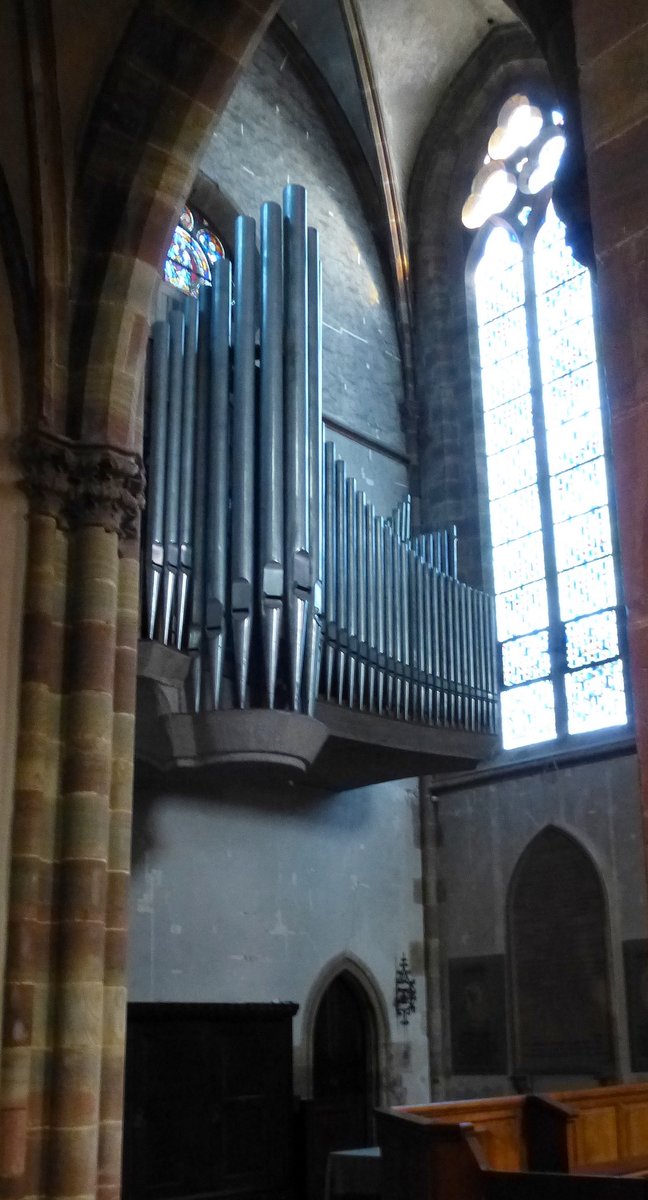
{"left": 553, "top": 1085, "right": 648, "bottom": 1170}
{"left": 377, "top": 1083, "right": 648, "bottom": 1200}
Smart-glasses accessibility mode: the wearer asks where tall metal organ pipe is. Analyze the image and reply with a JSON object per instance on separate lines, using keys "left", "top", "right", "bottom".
{"left": 189, "top": 286, "right": 211, "bottom": 711}
{"left": 146, "top": 317, "right": 170, "bottom": 640}
{"left": 205, "top": 256, "right": 232, "bottom": 710}
{"left": 324, "top": 442, "right": 336, "bottom": 700}
{"left": 162, "top": 306, "right": 185, "bottom": 645}
{"left": 231, "top": 215, "right": 257, "bottom": 708}
{"left": 304, "top": 226, "right": 323, "bottom": 716}
{"left": 177, "top": 295, "right": 199, "bottom": 650}
{"left": 259, "top": 201, "right": 285, "bottom": 709}
{"left": 284, "top": 184, "right": 311, "bottom": 711}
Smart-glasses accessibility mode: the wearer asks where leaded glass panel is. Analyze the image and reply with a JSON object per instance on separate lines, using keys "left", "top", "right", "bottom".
{"left": 539, "top": 319, "right": 597, "bottom": 385}
{"left": 546, "top": 409, "right": 604, "bottom": 476}
{"left": 478, "top": 306, "right": 528, "bottom": 365}
{"left": 164, "top": 206, "right": 225, "bottom": 296}
{"left": 550, "top": 457, "right": 608, "bottom": 523}
{"left": 493, "top": 531, "right": 545, "bottom": 593}
{"left": 195, "top": 226, "right": 225, "bottom": 264}
{"left": 480, "top": 348, "right": 531, "bottom": 410}
{"left": 533, "top": 202, "right": 581, "bottom": 292}
{"left": 489, "top": 485, "right": 542, "bottom": 546}
{"left": 502, "top": 630, "right": 550, "bottom": 686}
{"left": 536, "top": 270, "right": 592, "bottom": 341}
{"left": 165, "top": 225, "right": 211, "bottom": 297}
{"left": 565, "top": 610, "right": 619, "bottom": 670}
{"left": 542, "top": 362, "right": 600, "bottom": 429}
{"left": 553, "top": 506, "right": 612, "bottom": 573}
{"left": 557, "top": 555, "right": 617, "bottom": 621}
{"left": 501, "top": 679, "right": 556, "bottom": 749}
{"left": 487, "top": 438, "right": 537, "bottom": 500}
{"left": 483, "top": 393, "right": 534, "bottom": 457}
{"left": 566, "top": 659, "right": 627, "bottom": 735}
{"left": 496, "top": 579, "right": 549, "bottom": 641}
{"left": 475, "top": 228, "right": 525, "bottom": 325}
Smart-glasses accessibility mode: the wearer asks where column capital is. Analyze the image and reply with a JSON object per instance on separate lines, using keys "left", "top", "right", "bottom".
{"left": 17, "top": 429, "right": 145, "bottom": 539}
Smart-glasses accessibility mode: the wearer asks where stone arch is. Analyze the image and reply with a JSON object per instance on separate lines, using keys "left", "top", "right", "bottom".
{"left": 299, "top": 953, "right": 391, "bottom": 1104}
{"left": 507, "top": 823, "right": 616, "bottom": 1079}
{"left": 67, "top": 0, "right": 279, "bottom": 449}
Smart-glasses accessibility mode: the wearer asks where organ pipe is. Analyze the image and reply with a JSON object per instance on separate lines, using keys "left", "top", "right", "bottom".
{"left": 284, "top": 184, "right": 311, "bottom": 711}
{"left": 205, "top": 256, "right": 232, "bottom": 710}
{"left": 146, "top": 317, "right": 170, "bottom": 641}
{"left": 304, "top": 226, "right": 323, "bottom": 716}
{"left": 259, "top": 201, "right": 284, "bottom": 709}
{"left": 162, "top": 306, "right": 185, "bottom": 645}
{"left": 177, "top": 295, "right": 198, "bottom": 651}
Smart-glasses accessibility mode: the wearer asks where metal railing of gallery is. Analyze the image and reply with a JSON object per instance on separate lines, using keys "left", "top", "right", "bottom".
{"left": 142, "top": 185, "right": 499, "bottom": 736}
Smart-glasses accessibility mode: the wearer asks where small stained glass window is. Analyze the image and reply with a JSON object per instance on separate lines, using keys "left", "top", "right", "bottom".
{"left": 468, "top": 95, "right": 628, "bottom": 751}
{"left": 164, "top": 204, "right": 225, "bottom": 297}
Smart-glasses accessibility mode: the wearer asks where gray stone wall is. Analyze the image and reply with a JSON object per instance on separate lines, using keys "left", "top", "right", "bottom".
{"left": 428, "top": 749, "right": 647, "bottom": 1096}
{"left": 128, "top": 775, "right": 430, "bottom": 1106}
{"left": 202, "top": 32, "right": 407, "bottom": 461}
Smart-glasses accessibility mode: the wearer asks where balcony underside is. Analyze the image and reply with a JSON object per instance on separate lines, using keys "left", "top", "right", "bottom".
{"left": 136, "top": 642, "right": 498, "bottom": 790}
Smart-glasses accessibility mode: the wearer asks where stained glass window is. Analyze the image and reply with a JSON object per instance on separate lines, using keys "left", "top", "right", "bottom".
{"left": 467, "top": 95, "right": 627, "bottom": 750}
{"left": 164, "top": 205, "right": 225, "bottom": 296}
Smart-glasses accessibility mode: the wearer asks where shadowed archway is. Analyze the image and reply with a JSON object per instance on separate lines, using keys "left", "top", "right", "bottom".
{"left": 508, "top": 825, "right": 616, "bottom": 1081}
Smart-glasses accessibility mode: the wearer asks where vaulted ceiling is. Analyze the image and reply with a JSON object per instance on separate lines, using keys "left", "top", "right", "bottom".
{"left": 281, "top": 0, "right": 521, "bottom": 206}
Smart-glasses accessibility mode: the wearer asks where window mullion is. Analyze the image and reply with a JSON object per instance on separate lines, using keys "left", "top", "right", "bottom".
{"left": 522, "top": 234, "right": 568, "bottom": 739}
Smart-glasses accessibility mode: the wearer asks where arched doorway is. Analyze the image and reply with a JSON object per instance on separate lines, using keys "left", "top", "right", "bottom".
{"left": 306, "top": 970, "right": 379, "bottom": 1199}
{"left": 509, "top": 826, "right": 615, "bottom": 1081}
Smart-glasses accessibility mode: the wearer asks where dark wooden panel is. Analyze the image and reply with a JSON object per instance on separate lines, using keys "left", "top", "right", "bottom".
{"left": 624, "top": 940, "right": 648, "bottom": 1071}
{"left": 122, "top": 1002, "right": 298, "bottom": 1200}
{"left": 484, "top": 1168, "right": 648, "bottom": 1200}
{"left": 448, "top": 955, "right": 507, "bottom": 1075}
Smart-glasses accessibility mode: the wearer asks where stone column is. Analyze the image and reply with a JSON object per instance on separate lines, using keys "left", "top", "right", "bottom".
{"left": 0, "top": 432, "right": 144, "bottom": 1200}
{"left": 97, "top": 540, "right": 139, "bottom": 1200}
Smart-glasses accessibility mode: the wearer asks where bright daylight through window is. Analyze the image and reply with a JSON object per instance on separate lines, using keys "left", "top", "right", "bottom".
{"left": 464, "top": 95, "right": 627, "bottom": 751}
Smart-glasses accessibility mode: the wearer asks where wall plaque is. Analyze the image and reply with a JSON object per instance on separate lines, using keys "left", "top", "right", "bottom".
{"left": 449, "top": 955, "right": 507, "bottom": 1075}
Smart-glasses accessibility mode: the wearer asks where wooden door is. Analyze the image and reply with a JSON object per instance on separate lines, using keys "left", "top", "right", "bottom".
{"left": 307, "top": 972, "right": 377, "bottom": 1198}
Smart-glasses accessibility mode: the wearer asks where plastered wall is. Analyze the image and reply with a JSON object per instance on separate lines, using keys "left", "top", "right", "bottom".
{"left": 128, "top": 776, "right": 430, "bottom": 1104}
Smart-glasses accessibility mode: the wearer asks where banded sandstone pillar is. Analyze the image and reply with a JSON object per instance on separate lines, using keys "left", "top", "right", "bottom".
{"left": 0, "top": 432, "right": 144, "bottom": 1200}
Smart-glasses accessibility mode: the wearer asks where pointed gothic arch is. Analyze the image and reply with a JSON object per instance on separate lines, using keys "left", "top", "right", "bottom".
{"left": 507, "top": 824, "right": 616, "bottom": 1079}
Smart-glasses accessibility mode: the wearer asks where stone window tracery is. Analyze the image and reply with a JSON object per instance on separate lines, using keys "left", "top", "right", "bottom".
{"left": 465, "top": 95, "right": 628, "bottom": 750}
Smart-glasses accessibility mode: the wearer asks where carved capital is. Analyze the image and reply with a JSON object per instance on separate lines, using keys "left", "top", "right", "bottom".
{"left": 18, "top": 430, "right": 145, "bottom": 539}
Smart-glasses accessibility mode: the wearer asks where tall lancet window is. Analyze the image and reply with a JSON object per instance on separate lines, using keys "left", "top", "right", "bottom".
{"left": 463, "top": 95, "right": 627, "bottom": 751}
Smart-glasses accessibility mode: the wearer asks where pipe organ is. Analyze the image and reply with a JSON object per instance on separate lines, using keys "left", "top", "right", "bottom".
{"left": 143, "top": 185, "right": 499, "bottom": 747}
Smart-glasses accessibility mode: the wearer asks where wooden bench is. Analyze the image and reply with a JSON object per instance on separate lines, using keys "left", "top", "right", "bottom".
{"left": 376, "top": 1083, "right": 648, "bottom": 1200}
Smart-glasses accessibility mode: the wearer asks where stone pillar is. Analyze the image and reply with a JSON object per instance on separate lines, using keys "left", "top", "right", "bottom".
{"left": 97, "top": 542, "right": 139, "bottom": 1200}
{"left": 0, "top": 432, "right": 144, "bottom": 1200}
{"left": 572, "top": 4, "right": 648, "bottom": 857}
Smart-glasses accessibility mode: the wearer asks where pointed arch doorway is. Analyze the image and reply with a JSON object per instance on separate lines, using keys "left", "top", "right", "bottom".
{"left": 306, "top": 968, "right": 381, "bottom": 1199}
{"left": 509, "top": 825, "right": 616, "bottom": 1081}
